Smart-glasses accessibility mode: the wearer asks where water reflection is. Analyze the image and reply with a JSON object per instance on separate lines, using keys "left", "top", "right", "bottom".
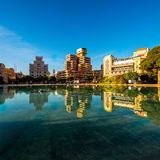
{"left": 29, "top": 92, "right": 50, "bottom": 110}
{"left": 0, "top": 86, "right": 160, "bottom": 122}
{"left": 64, "top": 89, "right": 92, "bottom": 118}
{"left": 0, "top": 86, "right": 16, "bottom": 104}
{"left": 103, "top": 92, "right": 147, "bottom": 117}
{"left": 0, "top": 86, "right": 160, "bottom": 160}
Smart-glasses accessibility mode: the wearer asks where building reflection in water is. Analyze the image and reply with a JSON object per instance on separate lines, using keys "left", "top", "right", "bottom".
{"left": 158, "top": 87, "right": 160, "bottom": 101}
{"left": 103, "top": 91, "right": 147, "bottom": 118}
{"left": 0, "top": 86, "right": 16, "bottom": 104}
{"left": 1, "top": 86, "right": 160, "bottom": 120}
{"left": 29, "top": 92, "right": 50, "bottom": 111}
{"left": 63, "top": 86, "right": 158, "bottom": 119}
{"left": 64, "top": 89, "right": 92, "bottom": 118}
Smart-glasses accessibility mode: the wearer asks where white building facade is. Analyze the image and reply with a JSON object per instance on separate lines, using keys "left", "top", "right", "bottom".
{"left": 103, "top": 48, "right": 149, "bottom": 77}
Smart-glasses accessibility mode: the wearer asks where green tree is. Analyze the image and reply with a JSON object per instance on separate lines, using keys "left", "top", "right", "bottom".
{"left": 123, "top": 72, "right": 138, "bottom": 80}
{"left": 66, "top": 76, "right": 74, "bottom": 83}
{"left": 84, "top": 75, "right": 94, "bottom": 83}
{"left": 48, "top": 76, "right": 56, "bottom": 83}
{"left": 141, "top": 46, "right": 160, "bottom": 74}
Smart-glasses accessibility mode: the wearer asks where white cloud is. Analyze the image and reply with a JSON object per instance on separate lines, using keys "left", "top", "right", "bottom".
{"left": 0, "top": 25, "right": 64, "bottom": 74}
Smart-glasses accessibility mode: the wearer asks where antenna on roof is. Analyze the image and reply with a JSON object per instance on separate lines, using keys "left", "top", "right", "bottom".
{"left": 14, "top": 64, "right": 17, "bottom": 72}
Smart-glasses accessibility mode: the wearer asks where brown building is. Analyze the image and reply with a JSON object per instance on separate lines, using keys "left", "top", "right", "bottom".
{"left": 0, "top": 63, "right": 16, "bottom": 83}
{"left": 56, "top": 70, "right": 66, "bottom": 79}
{"left": 65, "top": 54, "right": 78, "bottom": 71}
{"left": 57, "top": 48, "right": 94, "bottom": 82}
{"left": 5, "top": 68, "right": 16, "bottom": 80}
{"left": 76, "top": 48, "right": 93, "bottom": 81}
{"left": 92, "top": 70, "right": 101, "bottom": 82}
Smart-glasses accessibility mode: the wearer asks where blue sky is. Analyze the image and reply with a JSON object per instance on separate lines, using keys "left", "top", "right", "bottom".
{"left": 0, "top": 0, "right": 160, "bottom": 74}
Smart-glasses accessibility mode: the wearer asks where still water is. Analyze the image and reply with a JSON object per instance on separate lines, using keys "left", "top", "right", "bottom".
{"left": 0, "top": 85, "right": 160, "bottom": 160}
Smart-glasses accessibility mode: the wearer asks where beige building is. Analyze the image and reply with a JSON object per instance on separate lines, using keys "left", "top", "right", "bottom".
{"left": 103, "top": 48, "right": 149, "bottom": 77}
{"left": 29, "top": 56, "right": 49, "bottom": 78}
{"left": 132, "top": 48, "right": 149, "bottom": 73}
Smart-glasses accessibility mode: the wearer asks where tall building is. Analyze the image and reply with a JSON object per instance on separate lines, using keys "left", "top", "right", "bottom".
{"left": 65, "top": 54, "right": 78, "bottom": 71}
{"left": 57, "top": 48, "right": 93, "bottom": 82}
{"left": 52, "top": 69, "right": 56, "bottom": 76}
{"left": 77, "top": 48, "right": 92, "bottom": 72}
{"left": 64, "top": 54, "right": 78, "bottom": 79}
{"left": 29, "top": 56, "right": 49, "bottom": 78}
{"left": 76, "top": 48, "right": 93, "bottom": 81}
{"left": 103, "top": 48, "right": 149, "bottom": 77}
{"left": 76, "top": 48, "right": 87, "bottom": 57}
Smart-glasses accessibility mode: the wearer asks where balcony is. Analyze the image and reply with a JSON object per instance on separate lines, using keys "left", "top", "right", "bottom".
{"left": 112, "top": 63, "right": 133, "bottom": 68}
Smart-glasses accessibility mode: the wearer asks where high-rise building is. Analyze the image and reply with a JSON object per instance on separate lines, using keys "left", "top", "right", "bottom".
{"left": 52, "top": 69, "right": 56, "bottom": 76}
{"left": 57, "top": 48, "right": 93, "bottom": 82}
{"left": 77, "top": 48, "right": 92, "bottom": 72}
{"left": 76, "top": 48, "right": 93, "bottom": 81}
{"left": 65, "top": 54, "right": 78, "bottom": 72}
{"left": 29, "top": 56, "right": 49, "bottom": 78}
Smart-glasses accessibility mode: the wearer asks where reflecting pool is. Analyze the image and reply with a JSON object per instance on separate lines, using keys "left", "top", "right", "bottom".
{"left": 0, "top": 85, "right": 160, "bottom": 160}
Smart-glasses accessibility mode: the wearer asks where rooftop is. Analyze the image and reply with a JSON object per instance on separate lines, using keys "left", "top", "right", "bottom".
{"left": 136, "top": 48, "right": 148, "bottom": 52}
